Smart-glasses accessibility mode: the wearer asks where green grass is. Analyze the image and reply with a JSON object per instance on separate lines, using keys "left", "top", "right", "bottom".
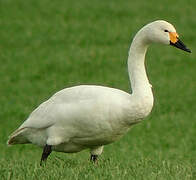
{"left": 0, "top": 0, "right": 196, "bottom": 179}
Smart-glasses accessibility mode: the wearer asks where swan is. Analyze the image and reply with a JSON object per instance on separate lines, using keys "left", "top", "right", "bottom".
{"left": 7, "top": 20, "right": 191, "bottom": 165}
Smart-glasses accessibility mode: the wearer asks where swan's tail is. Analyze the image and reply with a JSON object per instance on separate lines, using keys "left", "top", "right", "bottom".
{"left": 7, "top": 128, "right": 29, "bottom": 145}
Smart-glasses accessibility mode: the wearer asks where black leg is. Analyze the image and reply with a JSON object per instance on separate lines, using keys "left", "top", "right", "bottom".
{"left": 90, "top": 154, "right": 98, "bottom": 163}
{"left": 40, "top": 144, "right": 52, "bottom": 166}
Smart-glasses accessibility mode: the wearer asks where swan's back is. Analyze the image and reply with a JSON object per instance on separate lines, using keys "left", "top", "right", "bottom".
{"left": 21, "top": 85, "right": 132, "bottom": 127}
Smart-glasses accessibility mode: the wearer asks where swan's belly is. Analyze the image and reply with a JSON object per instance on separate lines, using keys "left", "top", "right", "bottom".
{"left": 50, "top": 123, "right": 131, "bottom": 153}
{"left": 53, "top": 142, "right": 85, "bottom": 153}
{"left": 52, "top": 131, "right": 128, "bottom": 153}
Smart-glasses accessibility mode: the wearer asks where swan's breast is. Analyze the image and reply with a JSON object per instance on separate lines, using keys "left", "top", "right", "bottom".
{"left": 129, "top": 94, "right": 154, "bottom": 120}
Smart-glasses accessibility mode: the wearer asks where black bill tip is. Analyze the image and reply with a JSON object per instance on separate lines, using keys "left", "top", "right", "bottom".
{"left": 170, "top": 39, "right": 191, "bottom": 53}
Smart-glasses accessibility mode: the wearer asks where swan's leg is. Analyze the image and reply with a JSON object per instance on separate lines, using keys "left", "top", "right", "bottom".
{"left": 40, "top": 144, "right": 52, "bottom": 166}
{"left": 90, "top": 146, "right": 104, "bottom": 163}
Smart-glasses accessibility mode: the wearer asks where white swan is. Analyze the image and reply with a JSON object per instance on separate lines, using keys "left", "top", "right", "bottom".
{"left": 7, "top": 20, "right": 191, "bottom": 165}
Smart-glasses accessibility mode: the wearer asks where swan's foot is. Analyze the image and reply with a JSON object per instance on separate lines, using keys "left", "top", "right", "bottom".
{"left": 40, "top": 144, "right": 52, "bottom": 166}
{"left": 90, "top": 146, "right": 103, "bottom": 163}
{"left": 90, "top": 154, "right": 98, "bottom": 163}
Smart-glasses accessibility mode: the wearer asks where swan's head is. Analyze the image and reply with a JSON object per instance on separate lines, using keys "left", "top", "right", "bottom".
{"left": 143, "top": 20, "right": 191, "bottom": 53}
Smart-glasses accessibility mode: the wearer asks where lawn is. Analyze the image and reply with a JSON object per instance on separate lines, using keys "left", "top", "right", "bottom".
{"left": 0, "top": 0, "right": 196, "bottom": 179}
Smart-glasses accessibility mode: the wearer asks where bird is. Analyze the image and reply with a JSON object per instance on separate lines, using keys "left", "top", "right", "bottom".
{"left": 7, "top": 20, "right": 191, "bottom": 165}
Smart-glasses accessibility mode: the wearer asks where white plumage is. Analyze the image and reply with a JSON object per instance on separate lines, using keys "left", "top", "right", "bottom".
{"left": 7, "top": 20, "right": 190, "bottom": 164}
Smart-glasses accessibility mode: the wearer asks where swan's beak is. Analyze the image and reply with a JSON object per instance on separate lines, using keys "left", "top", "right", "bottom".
{"left": 169, "top": 32, "right": 191, "bottom": 53}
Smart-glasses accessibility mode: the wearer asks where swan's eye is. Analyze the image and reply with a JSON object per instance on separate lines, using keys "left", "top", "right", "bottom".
{"left": 164, "top": 30, "right": 169, "bottom": 32}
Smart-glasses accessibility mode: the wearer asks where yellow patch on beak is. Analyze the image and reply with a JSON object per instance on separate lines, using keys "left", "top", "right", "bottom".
{"left": 169, "top": 32, "right": 179, "bottom": 43}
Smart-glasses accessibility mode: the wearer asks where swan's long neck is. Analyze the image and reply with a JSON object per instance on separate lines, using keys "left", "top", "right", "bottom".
{"left": 128, "top": 29, "right": 153, "bottom": 102}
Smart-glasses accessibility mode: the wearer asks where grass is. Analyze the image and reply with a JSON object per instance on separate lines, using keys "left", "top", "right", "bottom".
{"left": 0, "top": 0, "right": 196, "bottom": 179}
